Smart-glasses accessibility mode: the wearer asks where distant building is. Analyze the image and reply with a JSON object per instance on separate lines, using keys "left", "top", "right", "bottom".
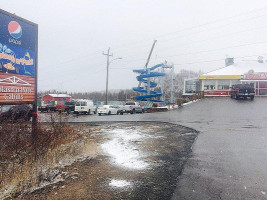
{"left": 184, "top": 57, "right": 267, "bottom": 96}
{"left": 38, "top": 94, "right": 72, "bottom": 106}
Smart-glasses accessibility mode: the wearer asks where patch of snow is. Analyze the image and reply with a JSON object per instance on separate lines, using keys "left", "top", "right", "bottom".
{"left": 182, "top": 101, "right": 193, "bottom": 106}
{"left": 109, "top": 179, "right": 132, "bottom": 188}
{"left": 0, "top": 185, "right": 15, "bottom": 200}
{"left": 261, "top": 191, "right": 266, "bottom": 195}
{"left": 102, "top": 129, "right": 149, "bottom": 170}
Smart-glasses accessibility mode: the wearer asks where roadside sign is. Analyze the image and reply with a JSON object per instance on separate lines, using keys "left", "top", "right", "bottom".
{"left": 0, "top": 9, "right": 38, "bottom": 104}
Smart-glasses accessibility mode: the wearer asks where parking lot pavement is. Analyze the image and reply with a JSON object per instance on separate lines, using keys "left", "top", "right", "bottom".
{"left": 170, "top": 97, "right": 267, "bottom": 200}
{"left": 39, "top": 97, "right": 267, "bottom": 199}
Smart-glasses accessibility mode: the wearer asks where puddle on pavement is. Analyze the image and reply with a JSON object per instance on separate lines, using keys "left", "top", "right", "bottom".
{"left": 101, "top": 129, "right": 149, "bottom": 170}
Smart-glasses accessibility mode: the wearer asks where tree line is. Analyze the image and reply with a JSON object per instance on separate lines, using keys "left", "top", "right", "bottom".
{"left": 38, "top": 69, "right": 202, "bottom": 101}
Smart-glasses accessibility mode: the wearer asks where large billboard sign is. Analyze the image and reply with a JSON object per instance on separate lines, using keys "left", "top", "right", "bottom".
{"left": 0, "top": 9, "right": 37, "bottom": 104}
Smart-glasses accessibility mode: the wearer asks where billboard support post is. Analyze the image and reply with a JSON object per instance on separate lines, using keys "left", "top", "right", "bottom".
{"left": 32, "top": 24, "right": 38, "bottom": 141}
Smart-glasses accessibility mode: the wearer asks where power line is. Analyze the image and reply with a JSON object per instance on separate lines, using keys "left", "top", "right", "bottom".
{"left": 37, "top": 7, "right": 267, "bottom": 73}
{"left": 112, "top": 6, "right": 267, "bottom": 51}
{"left": 158, "top": 40, "right": 267, "bottom": 58}
{"left": 38, "top": 67, "right": 106, "bottom": 86}
{"left": 154, "top": 7, "right": 267, "bottom": 38}
{"left": 116, "top": 20, "right": 267, "bottom": 61}
{"left": 156, "top": 15, "right": 267, "bottom": 49}
{"left": 173, "top": 54, "right": 267, "bottom": 66}
{"left": 38, "top": 63, "right": 106, "bottom": 82}
{"left": 108, "top": 54, "right": 267, "bottom": 70}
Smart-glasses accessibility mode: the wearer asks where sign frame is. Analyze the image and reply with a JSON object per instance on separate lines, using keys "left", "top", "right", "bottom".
{"left": 0, "top": 9, "right": 38, "bottom": 126}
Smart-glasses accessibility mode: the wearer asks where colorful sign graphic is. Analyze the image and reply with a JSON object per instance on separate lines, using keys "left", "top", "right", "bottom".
{"left": 8, "top": 21, "right": 22, "bottom": 39}
{"left": 244, "top": 72, "right": 267, "bottom": 80}
{"left": 0, "top": 9, "right": 37, "bottom": 103}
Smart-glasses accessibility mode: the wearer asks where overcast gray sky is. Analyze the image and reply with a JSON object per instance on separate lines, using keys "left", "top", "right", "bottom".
{"left": 1, "top": 0, "right": 267, "bottom": 92}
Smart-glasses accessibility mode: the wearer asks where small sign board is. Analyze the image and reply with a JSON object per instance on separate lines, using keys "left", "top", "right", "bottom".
{"left": 199, "top": 75, "right": 241, "bottom": 80}
{"left": 244, "top": 72, "right": 267, "bottom": 80}
{"left": 0, "top": 9, "right": 37, "bottom": 104}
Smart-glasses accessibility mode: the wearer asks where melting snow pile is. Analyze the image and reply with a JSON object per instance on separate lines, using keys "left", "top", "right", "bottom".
{"left": 109, "top": 179, "right": 132, "bottom": 188}
{"left": 101, "top": 129, "right": 149, "bottom": 170}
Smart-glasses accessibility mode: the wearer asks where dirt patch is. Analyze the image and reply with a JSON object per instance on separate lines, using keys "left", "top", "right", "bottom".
{"left": 12, "top": 122, "right": 198, "bottom": 200}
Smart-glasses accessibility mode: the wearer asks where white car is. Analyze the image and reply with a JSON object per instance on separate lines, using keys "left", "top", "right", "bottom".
{"left": 98, "top": 105, "right": 120, "bottom": 116}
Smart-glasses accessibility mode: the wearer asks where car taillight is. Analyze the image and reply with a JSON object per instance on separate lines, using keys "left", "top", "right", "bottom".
{"left": 254, "top": 89, "right": 256, "bottom": 93}
{"left": 130, "top": 106, "right": 132, "bottom": 109}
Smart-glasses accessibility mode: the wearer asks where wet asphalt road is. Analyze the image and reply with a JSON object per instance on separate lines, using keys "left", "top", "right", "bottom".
{"left": 64, "top": 97, "right": 267, "bottom": 199}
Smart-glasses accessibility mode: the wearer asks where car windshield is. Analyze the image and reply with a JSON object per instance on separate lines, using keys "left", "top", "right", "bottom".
{"left": 125, "top": 102, "right": 135, "bottom": 105}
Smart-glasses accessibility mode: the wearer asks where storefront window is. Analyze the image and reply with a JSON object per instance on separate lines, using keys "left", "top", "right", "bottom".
{"left": 185, "top": 79, "right": 200, "bottom": 93}
{"left": 204, "top": 80, "right": 216, "bottom": 90}
{"left": 259, "top": 89, "right": 267, "bottom": 95}
{"left": 259, "top": 82, "right": 267, "bottom": 88}
{"left": 218, "top": 80, "right": 230, "bottom": 90}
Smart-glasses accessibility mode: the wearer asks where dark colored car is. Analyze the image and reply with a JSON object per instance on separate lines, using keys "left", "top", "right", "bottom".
{"left": 38, "top": 104, "right": 57, "bottom": 112}
{"left": 65, "top": 101, "right": 75, "bottom": 113}
{"left": 230, "top": 84, "right": 255, "bottom": 100}
{"left": 0, "top": 105, "right": 33, "bottom": 123}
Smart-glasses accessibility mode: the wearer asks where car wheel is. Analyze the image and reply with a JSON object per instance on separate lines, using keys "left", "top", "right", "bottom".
{"left": 120, "top": 112, "right": 123, "bottom": 115}
{"left": 108, "top": 111, "right": 111, "bottom": 115}
{"left": 235, "top": 94, "right": 239, "bottom": 100}
{"left": 117, "top": 111, "right": 119, "bottom": 115}
{"left": 98, "top": 113, "right": 101, "bottom": 116}
{"left": 87, "top": 110, "right": 91, "bottom": 115}
{"left": 250, "top": 96, "right": 254, "bottom": 100}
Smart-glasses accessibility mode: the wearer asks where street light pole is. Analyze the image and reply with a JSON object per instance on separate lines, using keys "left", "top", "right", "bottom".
{"left": 103, "top": 48, "right": 122, "bottom": 105}
{"left": 103, "top": 48, "right": 112, "bottom": 105}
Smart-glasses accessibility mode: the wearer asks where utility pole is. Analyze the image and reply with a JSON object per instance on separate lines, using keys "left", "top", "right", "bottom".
{"left": 103, "top": 47, "right": 113, "bottom": 105}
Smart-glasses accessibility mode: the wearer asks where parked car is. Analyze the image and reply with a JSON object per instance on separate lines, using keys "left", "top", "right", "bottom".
{"left": 50, "top": 101, "right": 76, "bottom": 113}
{"left": 98, "top": 105, "right": 120, "bottom": 115}
{"left": 56, "top": 104, "right": 66, "bottom": 112}
{"left": 74, "top": 99, "right": 97, "bottom": 115}
{"left": 120, "top": 102, "right": 144, "bottom": 114}
{"left": 230, "top": 84, "right": 255, "bottom": 100}
{"left": 64, "top": 101, "right": 76, "bottom": 113}
{"left": 0, "top": 104, "right": 32, "bottom": 123}
{"left": 38, "top": 104, "right": 57, "bottom": 112}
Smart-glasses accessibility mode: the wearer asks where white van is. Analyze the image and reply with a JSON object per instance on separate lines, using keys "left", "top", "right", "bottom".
{"left": 74, "top": 99, "right": 97, "bottom": 115}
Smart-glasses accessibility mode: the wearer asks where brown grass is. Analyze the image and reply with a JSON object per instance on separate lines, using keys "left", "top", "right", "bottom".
{"left": 0, "top": 112, "right": 79, "bottom": 199}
